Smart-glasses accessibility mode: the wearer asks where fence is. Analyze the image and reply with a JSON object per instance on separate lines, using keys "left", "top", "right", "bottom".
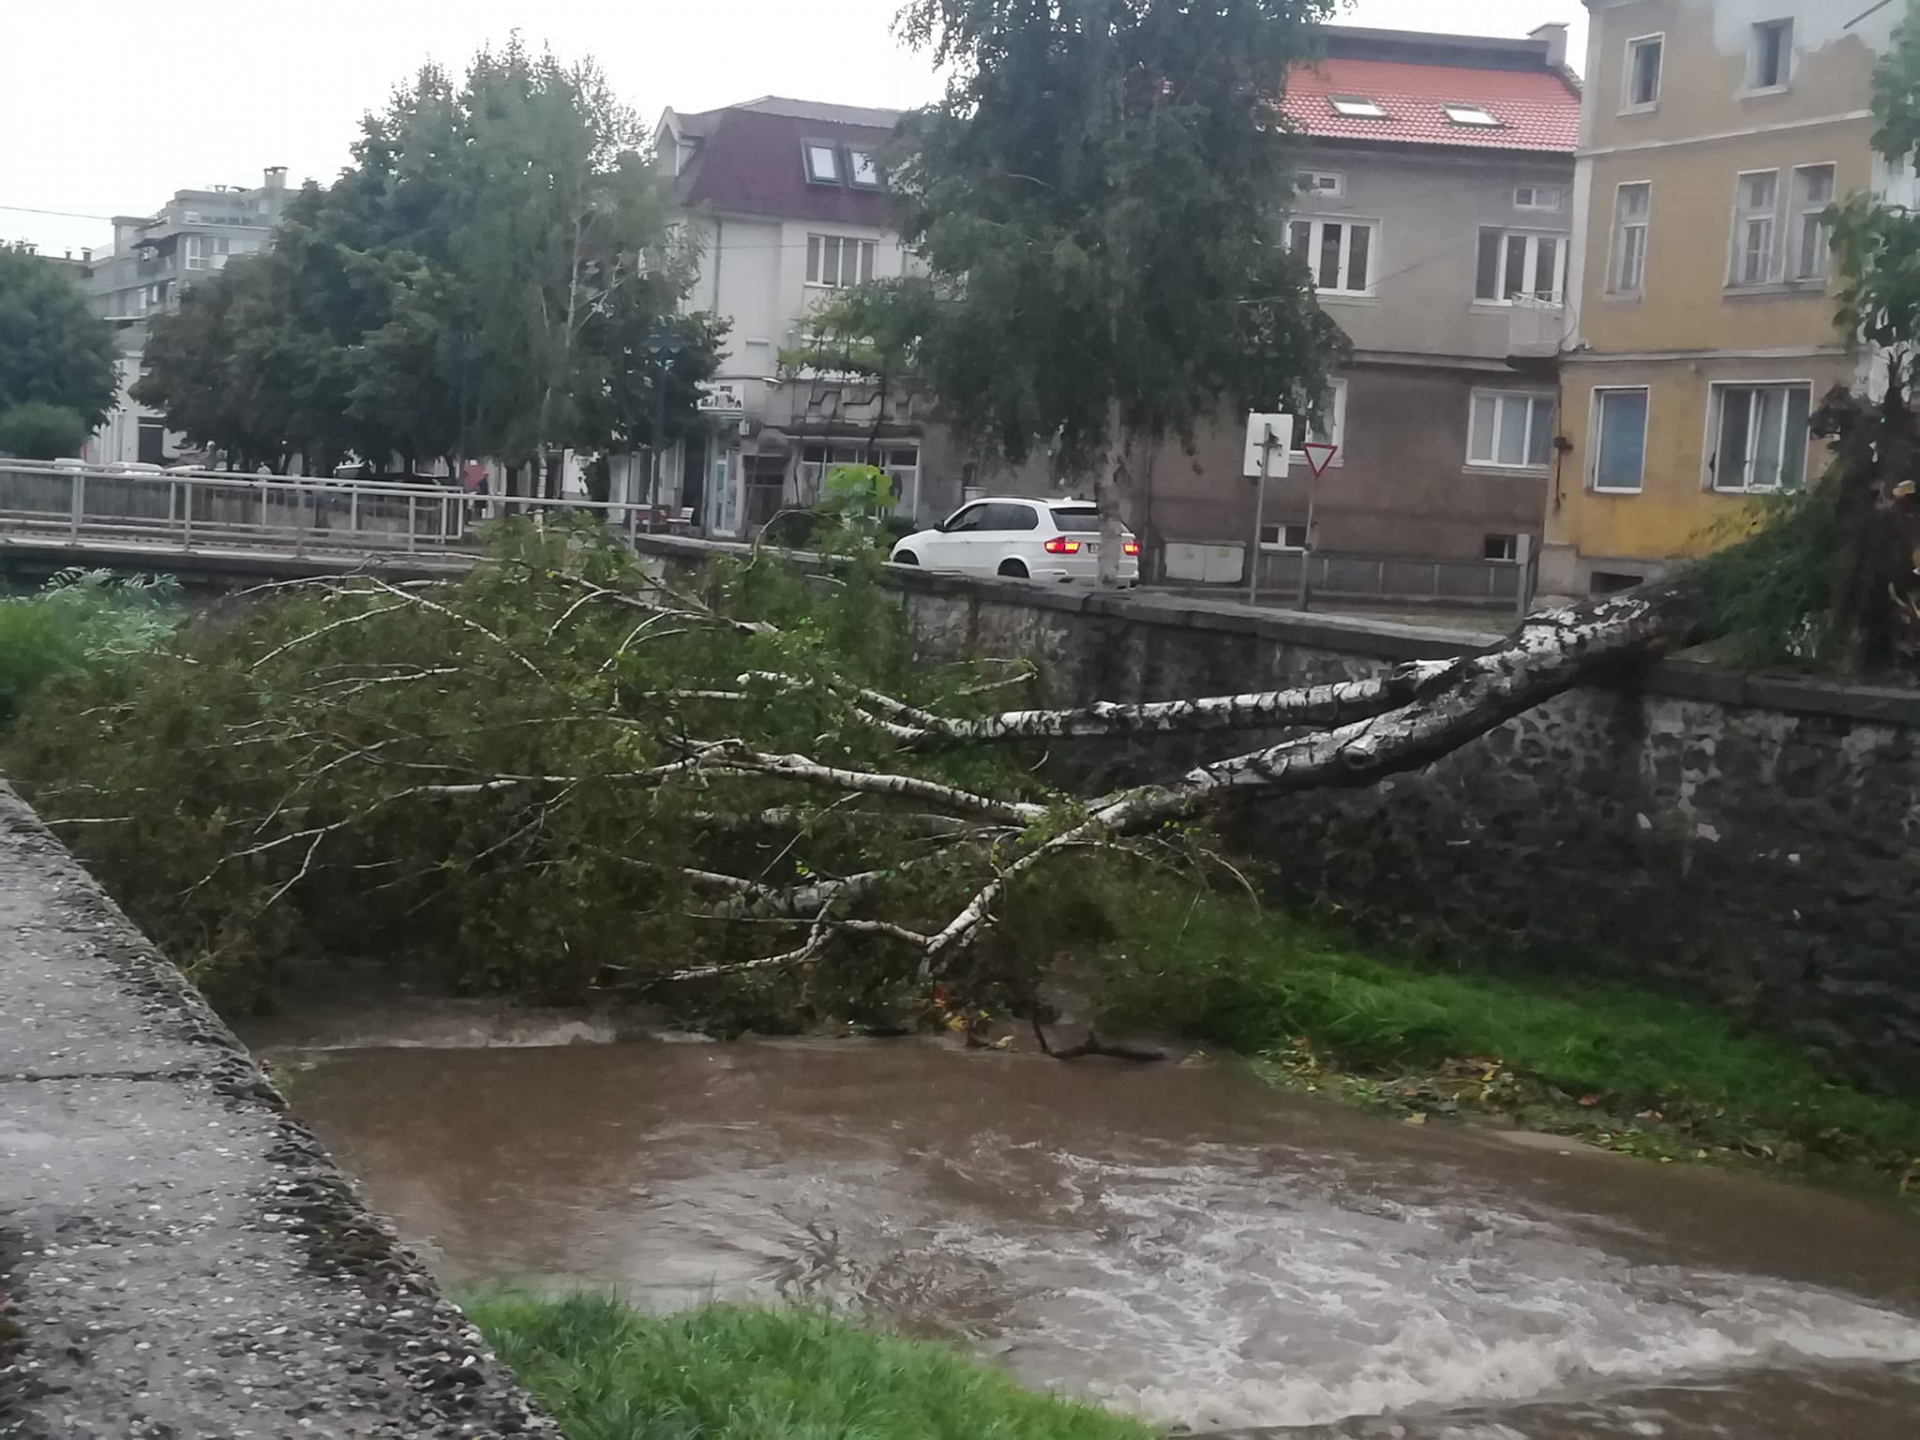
{"left": 1256, "top": 547, "right": 1528, "bottom": 607}
{"left": 0, "top": 463, "right": 662, "bottom": 560}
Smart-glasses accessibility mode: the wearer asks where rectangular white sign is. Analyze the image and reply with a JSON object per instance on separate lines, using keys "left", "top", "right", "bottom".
{"left": 1243, "top": 413, "right": 1293, "bottom": 478}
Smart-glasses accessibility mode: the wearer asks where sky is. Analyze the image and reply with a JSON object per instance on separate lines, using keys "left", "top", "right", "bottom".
{"left": 0, "top": 0, "right": 1587, "bottom": 258}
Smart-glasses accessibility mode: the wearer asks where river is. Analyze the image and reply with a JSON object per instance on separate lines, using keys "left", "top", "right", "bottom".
{"left": 253, "top": 1020, "right": 1920, "bottom": 1437}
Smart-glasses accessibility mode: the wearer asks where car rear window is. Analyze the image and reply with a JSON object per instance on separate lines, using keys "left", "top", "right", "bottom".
{"left": 1052, "top": 506, "right": 1104, "bottom": 532}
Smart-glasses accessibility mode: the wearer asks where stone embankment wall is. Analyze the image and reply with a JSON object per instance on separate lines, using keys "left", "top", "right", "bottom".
{"left": 876, "top": 567, "right": 1920, "bottom": 1095}
{"left": 0, "top": 786, "right": 556, "bottom": 1438}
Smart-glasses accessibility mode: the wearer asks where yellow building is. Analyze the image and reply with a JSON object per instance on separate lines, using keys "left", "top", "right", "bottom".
{"left": 1542, "top": 0, "right": 1908, "bottom": 596}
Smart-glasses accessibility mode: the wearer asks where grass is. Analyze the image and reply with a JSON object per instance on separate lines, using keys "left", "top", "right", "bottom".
{"left": 1092, "top": 887, "right": 1920, "bottom": 1196}
{"left": 464, "top": 1293, "right": 1156, "bottom": 1440}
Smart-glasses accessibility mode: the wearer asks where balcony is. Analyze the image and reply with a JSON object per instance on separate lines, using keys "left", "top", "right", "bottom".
{"left": 1507, "top": 297, "right": 1566, "bottom": 373}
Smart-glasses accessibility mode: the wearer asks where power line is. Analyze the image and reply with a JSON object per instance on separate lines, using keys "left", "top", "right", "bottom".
{"left": 0, "top": 203, "right": 118, "bottom": 223}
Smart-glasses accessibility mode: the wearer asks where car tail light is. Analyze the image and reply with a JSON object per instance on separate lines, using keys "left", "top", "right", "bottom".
{"left": 1123, "top": 541, "right": 1140, "bottom": 556}
{"left": 1043, "top": 537, "right": 1082, "bottom": 555}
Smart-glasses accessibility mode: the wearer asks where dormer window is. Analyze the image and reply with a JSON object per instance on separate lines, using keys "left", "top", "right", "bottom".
{"left": 1328, "top": 95, "right": 1387, "bottom": 119}
{"left": 848, "top": 149, "right": 881, "bottom": 189}
{"left": 1443, "top": 103, "right": 1501, "bottom": 128}
{"left": 803, "top": 142, "right": 839, "bottom": 184}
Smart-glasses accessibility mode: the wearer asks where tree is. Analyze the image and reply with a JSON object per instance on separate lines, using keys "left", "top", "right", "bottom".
{"left": 133, "top": 41, "right": 724, "bottom": 483}
{"left": 14, "top": 525, "right": 1710, "bottom": 1017}
{"left": 0, "top": 245, "right": 119, "bottom": 437}
{"left": 0, "top": 401, "right": 88, "bottom": 460}
{"left": 808, "top": 0, "right": 1348, "bottom": 580}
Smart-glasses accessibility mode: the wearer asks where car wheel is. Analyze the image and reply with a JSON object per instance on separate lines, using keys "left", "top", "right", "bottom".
{"left": 997, "top": 559, "right": 1029, "bottom": 579}
{"left": 893, "top": 550, "right": 919, "bottom": 565}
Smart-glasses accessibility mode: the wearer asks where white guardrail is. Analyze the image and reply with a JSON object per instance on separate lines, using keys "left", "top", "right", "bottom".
{"left": 0, "top": 462, "right": 667, "bottom": 559}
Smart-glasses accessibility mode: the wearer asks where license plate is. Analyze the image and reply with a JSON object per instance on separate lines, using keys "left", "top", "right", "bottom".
{"left": 1085, "top": 542, "right": 1099, "bottom": 555}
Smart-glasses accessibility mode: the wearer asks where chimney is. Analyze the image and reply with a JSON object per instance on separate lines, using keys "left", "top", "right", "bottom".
{"left": 1530, "top": 22, "right": 1570, "bottom": 70}
{"left": 81, "top": 247, "right": 92, "bottom": 263}
{"left": 264, "top": 165, "right": 287, "bottom": 190}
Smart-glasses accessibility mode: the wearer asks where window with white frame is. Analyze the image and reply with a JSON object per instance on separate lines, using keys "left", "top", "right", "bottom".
{"left": 1484, "top": 533, "right": 1520, "bottom": 562}
{"left": 1730, "top": 170, "right": 1780, "bottom": 286}
{"left": 1259, "top": 522, "right": 1310, "bottom": 551}
{"left": 1287, "top": 218, "right": 1375, "bottom": 295}
{"left": 803, "top": 143, "right": 839, "bottom": 184}
{"left": 1296, "top": 170, "right": 1345, "bottom": 198}
{"left": 1328, "top": 95, "right": 1387, "bottom": 119}
{"left": 1748, "top": 19, "right": 1794, "bottom": 91}
{"left": 806, "top": 234, "right": 876, "bottom": 288}
{"left": 1625, "top": 35, "right": 1664, "bottom": 110}
{"left": 1709, "top": 383, "right": 1812, "bottom": 492}
{"left": 1475, "top": 228, "right": 1566, "bottom": 304}
{"left": 1514, "top": 185, "right": 1564, "bottom": 212}
{"left": 1790, "top": 164, "right": 1836, "bottom": 281}
{"left": 796, "top": 442, "right": 920, "bottom": 512}
{"left": 1591, "top": 388, "right": 1649, "bottom": 493}
{"left": 1610, "top": 183, "right": 1651, "bottom": 294}
{"left": 1443, "top": 103, "right": 1501, "bottom": 128}
{"left": 1291, "top": 379, "right": 1347, "bottom": 461}
{"left": 183, "top": 234, "right": 230, "bottom": 271}
{"left": 1468, "top": 390, "right": 1554, "bottom": 470}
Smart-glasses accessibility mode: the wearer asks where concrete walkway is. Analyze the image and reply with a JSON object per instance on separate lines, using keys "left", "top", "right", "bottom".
{"left": 0, "top": 786, "right": 557, "bottom": 1438}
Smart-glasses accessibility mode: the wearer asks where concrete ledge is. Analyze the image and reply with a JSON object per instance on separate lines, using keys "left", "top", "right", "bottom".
{"left": 0, "top": 786, "right": 557, "bottom": 1438}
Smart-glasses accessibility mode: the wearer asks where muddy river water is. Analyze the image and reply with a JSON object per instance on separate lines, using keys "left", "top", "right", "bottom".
{"left": 258, "top": 1025, "right": 1920, "bottom": 1437}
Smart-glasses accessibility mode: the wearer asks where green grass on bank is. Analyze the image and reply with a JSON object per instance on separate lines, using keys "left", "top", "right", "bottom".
{"left": 1092, "top": 889, "right": 1920, "bottom": 1192}
{"left": 465, "top": 1294, "right": 1155, "bottom": 1440}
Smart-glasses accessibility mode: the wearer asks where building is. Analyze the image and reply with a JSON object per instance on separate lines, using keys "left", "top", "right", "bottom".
{"left": 1544, "top": 1, "right": 1908, "bottom": 596}
{"left": 1144, "top": 24, "right": 1582, "bottom": 591}
{"left": 80, "top": 169, "right": 291, "bottom": 465}
{"left": 657, "top": 97, "right": 986, "bottom": 536}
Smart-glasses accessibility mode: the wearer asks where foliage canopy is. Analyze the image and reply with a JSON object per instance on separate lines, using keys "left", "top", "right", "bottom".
{"left": 132, "top": 41, "right": 725, "bottom": 478}
{"left": 0, "top": 245, "right": 119, "bottom": 433}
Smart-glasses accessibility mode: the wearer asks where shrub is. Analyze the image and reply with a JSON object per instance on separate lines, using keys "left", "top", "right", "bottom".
{"left": 0, "top": 402, "right": 88, "bottom": 461}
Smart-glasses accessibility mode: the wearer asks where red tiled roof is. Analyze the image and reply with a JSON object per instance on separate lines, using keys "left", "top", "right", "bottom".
{"left": 676, "top": 107, "right": 897, "bottom": 226}
{"left": 1283, "top": 56, "right": 1580, "bottom": 154}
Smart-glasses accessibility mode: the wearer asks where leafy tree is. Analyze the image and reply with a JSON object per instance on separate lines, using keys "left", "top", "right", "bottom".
{"left": 134, "top": 41, "right": 723, "bottom": 485}
{"left": 0, "top": 245, "right": 119, "bottom": 430}
{"left": 0, "top": 401, "right": 88, "bottom": 460}
{"left": 810, "top": 0, "right": 1347, "bottom": 578}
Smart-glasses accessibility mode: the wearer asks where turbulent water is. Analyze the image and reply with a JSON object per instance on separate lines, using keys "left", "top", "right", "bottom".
{"left": 259, "top": 1026, "right": 1920, "bottom": 1437}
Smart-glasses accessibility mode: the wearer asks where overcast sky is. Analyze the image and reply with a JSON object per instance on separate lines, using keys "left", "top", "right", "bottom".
{"left": 1, "top": 0, "right": 1587, "bottom": 258}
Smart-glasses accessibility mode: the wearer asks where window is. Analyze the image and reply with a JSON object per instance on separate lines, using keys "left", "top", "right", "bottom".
{"left": 806, "top": 234, "right": 876, "bottom": 288}
{"left": 1791, "top": 164, "right": 1836, "bottom": 281}
{"left": 1296, "top": 170, "right": 1345, "bottom": 198}
{"left": 1476, "top": 229, "right": 1565, "bottom": 304}
{"left": 1709, "top": 383, "right": 1812, "bottom": 492}
{"left": 1514, "top": 185, "right": 1564, "bottom": 212}
{"left": 798, "top": 442, "right": 918, "bottom": 512}
{"left": 1484, "top": 534, "right": 1520, "bottom": 562}
{"left": 1592, "top": 388, "right": 1649, "bottom": 493}
{"left": 1328, "top": 95, "right": 1388, "bottom": 119}
{"left": 1259, "top": 523, "right": 1310, "bottom": 551}
{"left": 1605, "top": 183, "right": 1651, "bottom": 296}
{"left": 1625, "top": 35, "right": 1664, "bottom": 110}
{"left": 183, "top": 234, "right": 230, "bottom": 271}
{"left": 1730, "top": 170, "right": 1780, "bottom": 286}
{"left": 1443, "top": 103, "right": 1501, "bottom": 128}
{"left": 982, "top": 503, "right": 1040, "bottom": 532}
{"left": 803, "top": 143, "right": 839, "bottom": 184}
{"left": 1468, "top": 390, "right": 1555, "bottom": 470}
{"left": 1749, "top": 19, "right": 1794, "bottom": 91}
{"left": 1287, "top": 218, "right": 1375, "bottom": 295}
{"left": 1291, "top": 379, "right": 1347, "bottom": 460}
{"left": 848, "top": 149, "right": 881, "bottom": 188}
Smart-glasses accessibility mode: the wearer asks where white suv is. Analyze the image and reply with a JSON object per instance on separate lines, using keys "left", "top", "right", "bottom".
{"left": 890, "top": 498, "right": 1140, "bottom": 584}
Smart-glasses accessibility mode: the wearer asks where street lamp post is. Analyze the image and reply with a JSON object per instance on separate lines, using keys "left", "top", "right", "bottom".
{"left": 643, "top": 331, "right": 686, "bottom": 532}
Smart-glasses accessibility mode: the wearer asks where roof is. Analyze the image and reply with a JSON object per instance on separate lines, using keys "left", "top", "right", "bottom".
{"left": 729, "top": 96, "right": 904, "bottom": 128}
{"left": 668, "top": 103, "right": 899, "bottom": 226}
{"left": 1283, "top": 28, "right": 1580, "bottom": 154}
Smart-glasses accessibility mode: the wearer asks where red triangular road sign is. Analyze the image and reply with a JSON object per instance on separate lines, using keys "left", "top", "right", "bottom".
{"left": 1301, "top": 442, "right": 1339, "bottom": 478}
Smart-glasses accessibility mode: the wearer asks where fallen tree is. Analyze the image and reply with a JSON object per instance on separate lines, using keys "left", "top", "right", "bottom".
{"left": 9, "top": 521, "right": 1715, "bottom": 1018}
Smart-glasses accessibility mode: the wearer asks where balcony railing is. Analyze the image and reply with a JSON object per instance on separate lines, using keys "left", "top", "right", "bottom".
{"left": 1508, "top": 297, "right": 1566, "bottom": 359}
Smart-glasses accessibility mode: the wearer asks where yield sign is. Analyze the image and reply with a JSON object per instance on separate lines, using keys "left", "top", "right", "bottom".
{"left": 1301, "top": 442, "right": 1339, "bottom": 478}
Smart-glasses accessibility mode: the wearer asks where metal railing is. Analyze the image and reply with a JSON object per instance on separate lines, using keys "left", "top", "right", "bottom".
{"left": 1257, "top": 547, "right": 1527, "bottom": 607}
{"left": 0, "top": 462, "right": 678, "bottom": 561}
